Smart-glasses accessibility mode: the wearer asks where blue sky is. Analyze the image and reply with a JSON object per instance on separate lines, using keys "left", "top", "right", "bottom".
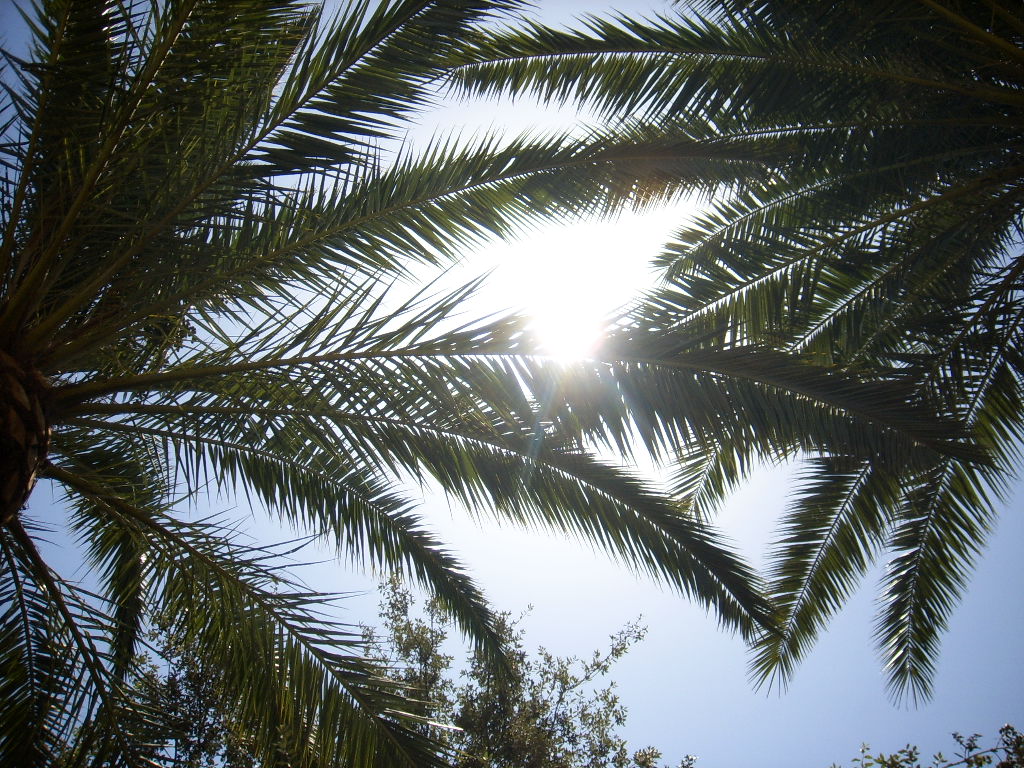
{"left": 5, "top": 1, "right": 1022, "bottom": 766}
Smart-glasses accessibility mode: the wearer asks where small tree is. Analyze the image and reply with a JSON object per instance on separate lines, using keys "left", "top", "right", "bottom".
{"left": 834, "top": 727, "right": 1024, "bottom": 768}
{"left": 118, "top": 579, "right": 696, "bottom": 768}
{"left": 361, "top": 577, "right": 697, "bottom": 768}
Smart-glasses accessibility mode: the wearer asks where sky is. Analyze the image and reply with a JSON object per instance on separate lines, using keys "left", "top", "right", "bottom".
{"left": 4, "top": 0, "right": 1022, "bottom": 766}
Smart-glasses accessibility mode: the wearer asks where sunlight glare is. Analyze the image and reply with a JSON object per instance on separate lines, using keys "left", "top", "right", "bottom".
{"left": 406, "top": 93, "right": 695, "bottom": 361}
{"left": 473, "top": 203, "right": 695, "bottom": 361}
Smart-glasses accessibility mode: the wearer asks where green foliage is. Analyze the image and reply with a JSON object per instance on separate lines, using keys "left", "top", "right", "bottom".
{"left": 834, "top": 727, "right": 1024, "bottom": 768}
{"left": 1, "top": 0, "right": 927, "bottom": 762}
{"left": 451, "top": 0, "right": 1024, "bottom": 702}
{"left": 77, "top": 590, "right": 1024, "bottom": 768}
{"left": 364, "top": 577, "right": 667, "bottom": 768}
{"left": 103, "top": 617, "right": 260, "bottom": 768}
{"left": 119, "top": 578, "right": 697, "bottom": 768}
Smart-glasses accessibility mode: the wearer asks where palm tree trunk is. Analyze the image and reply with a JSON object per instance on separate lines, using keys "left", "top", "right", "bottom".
{"left": 1, "top": 350, "right": 50, "bottom": 526}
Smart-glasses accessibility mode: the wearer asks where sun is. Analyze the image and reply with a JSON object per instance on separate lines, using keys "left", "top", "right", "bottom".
{"left": 530, "top": 308, "right": 604, "bottom": 361}
{"left": 472, "top": 204, "right": 693, "bottom": 361}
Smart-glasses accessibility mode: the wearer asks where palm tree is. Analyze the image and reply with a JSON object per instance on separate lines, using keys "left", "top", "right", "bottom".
{"left": 450, "top": 0, "right": 1023, "bottom": 702}
{"left": 0, "top": 0, "right": 984, "bottom": 764}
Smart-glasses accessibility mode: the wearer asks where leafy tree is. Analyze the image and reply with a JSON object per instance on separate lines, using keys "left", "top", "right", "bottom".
{"left": 362, "top": 578, "right": 693, "bottom": 768}
{"left": 0, "top": 0, "right": 984, "bottom": 764}
{"left": 94, "top": 615, "right": 260, "bottom": 768}
{"left": 92, "top": 589, "right": 1024, "bottom": 768}
{"left": 116, "top": 579, "right": 697, "bottom": 768}
{"left": 833, "top": 727, "right": 1024, "bottom": 768}
{"left": 450, "top": 0, "right": 1024, "bottom": 701}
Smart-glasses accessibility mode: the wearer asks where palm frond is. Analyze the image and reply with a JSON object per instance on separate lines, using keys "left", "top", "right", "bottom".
{"left": 749, "top": 456, "right": 897, "bottom": 691}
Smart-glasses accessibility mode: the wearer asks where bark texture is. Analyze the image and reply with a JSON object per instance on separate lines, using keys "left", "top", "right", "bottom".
{"left": 1, "top": 350, "right": 50, "bottom": 526}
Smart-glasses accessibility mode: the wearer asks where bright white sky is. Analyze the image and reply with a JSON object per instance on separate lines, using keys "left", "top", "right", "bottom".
{"left": 8, "top": 0, "right": 1021, "bottom": 765}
